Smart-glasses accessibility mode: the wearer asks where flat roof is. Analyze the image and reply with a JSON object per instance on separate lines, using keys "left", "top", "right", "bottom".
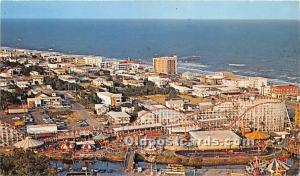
{"left": 189, "top": 130, "right": 240, "bottom": 141}
{"left": 97, "top": 91, "right": 121, "bottom": 97}
{"left": 107, "top": 111, "right": 130, "bottom": 118}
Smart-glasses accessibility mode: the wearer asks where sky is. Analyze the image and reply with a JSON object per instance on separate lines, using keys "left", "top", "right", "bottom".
{"left": 1, "top": 0, "right": 299, "bottom": 20}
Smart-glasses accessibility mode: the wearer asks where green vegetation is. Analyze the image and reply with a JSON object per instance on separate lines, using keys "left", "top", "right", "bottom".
{"left": 21, "top": 65, "right": 45, "bottom": 76}
{"left": 44, "top": 76, "right": 84, "bottom": 91}
{"left": 110, "top": 80, "right": 174, "bottom": 98}
{"left": 0, "top": 89, "right": 28, "bottom": 110}
{"left": 0, "top": 149, "right": 55, "bottom": 176}
{"left": 1, "top": 61, "right": 23, "bottom": 67}
{"left": 78, "top": 91, "right": 102, "bottom": 107}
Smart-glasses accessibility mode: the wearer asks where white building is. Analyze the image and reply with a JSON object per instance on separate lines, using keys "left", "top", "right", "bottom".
{"left": 95, "top": 104, "right": 109, "bottom": 115}
{"left": 92, "top": 77, "right": 113, "bottom": 87}
{"left": 169, "top": 83, "right": 192, "bottom": 94}
{"left": 147, "top": 75, "right": 169, "bottom": 87}
{"left": 222, "top": 77, "right": 267, "bottom": 90}
{"left": 189, "top": 130, "right": 241, "bottom": 150}
{"left": 192, "top": 85, "right": 222, "bottom": 98}
{"left": 83, "top": 56, "right": 103, "bottom": 67}
{"left": 27, "top": 92, "right": 62, "bottom": 108}
{"left": 165, "top": 100, "right": 185, "bottom": 110}
{"left": 106, "top": 111, "right": 130, "bottom": 125}
{"left": 58, "top": 75, "right": 77, "bottom": 83}
{"left": 0, "top": 79, "right": 8, "bottom": 87}
{"left": 16, "top": 80, "right": 30, "bottom": 88}
{"left": 137, "top": 108, "right": 183, "bottom": 125}
{"left": 96, "top": 92, "right": 122, "bottom": 106}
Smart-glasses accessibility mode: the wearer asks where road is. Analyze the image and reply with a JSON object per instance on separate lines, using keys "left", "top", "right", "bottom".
{"left": 61, "top": 91, "right": 102, "bottom": 128}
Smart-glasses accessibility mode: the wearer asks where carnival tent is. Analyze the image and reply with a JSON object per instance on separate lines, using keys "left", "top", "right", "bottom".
{"left": 245, "top": 132, "right": 270, "bottom": 140}
{"left": 14, "top": 137, "right": 44, "bottom": 150}
{"left": 81, "top": 143, "right": 95, "bottom": 151}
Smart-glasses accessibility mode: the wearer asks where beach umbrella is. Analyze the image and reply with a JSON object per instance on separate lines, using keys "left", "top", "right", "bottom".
{"left": 60, "top": 143, "right": 69, "bottom": 150}
{"left": 245, "top": 132, "right": 270, "bottom": 140}
{"left": 81, "top": 143, "right": 95, "bottom": 151}
{"left": 69, "top": 143, "right": 75, "bottom": 149}
{"left": 14, "top": 137, "right": 44, "bottom": 150}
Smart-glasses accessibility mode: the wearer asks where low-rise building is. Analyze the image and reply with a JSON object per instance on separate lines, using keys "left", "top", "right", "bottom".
{"left": 95, "top": 104, "right": 109, "bottom": 115}
{"left": 189, "top": 130, "right": 241, "bottom": 150}
{"left": 122, "top": 79, "right": 144, "bottom": 87}
{"left": 31, "top": 75, "right": 44, "bottom": 85}
{"left": 169, "top": 83, "right": 192, "bottom": 94}
{"left": 0, "top": 79, "right": 8, "bottom": 87}
{"left": 147, "top": 75, "right": 169, "bottom": 87}
{"left": 16, "top": 80, "right": 30, "bottom": 88}
{"left": 58, "top": 75, "right": 77, "bottom": 83}
{"left": 106, "top": 111, "right": 130, "bottom": 125}
{"left": 27, "top": 92, "right": 62, "bottom": 108}
{"left": 96, "top": 92, "right": 122, "bottom": 106}
{"left": 165, "top": 99, "right": 185, "bottom": 110}
{"left": 271, "top": 85, "right": 299, "bottom": 98}
{"left": 92, "top": 77, "right": 113, "bottom": 87}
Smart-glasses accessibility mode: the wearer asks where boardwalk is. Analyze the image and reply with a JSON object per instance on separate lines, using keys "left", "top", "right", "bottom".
{"left": 124, "top": 150, "right": 136, "bottom": 172}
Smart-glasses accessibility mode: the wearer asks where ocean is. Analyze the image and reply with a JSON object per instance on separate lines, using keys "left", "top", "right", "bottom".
{"left": 1, "top": 19, "right": 299, "bottom": 85}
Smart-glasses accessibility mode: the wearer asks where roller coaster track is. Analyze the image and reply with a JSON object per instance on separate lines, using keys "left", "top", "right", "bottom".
{"left": 0, "top": 120, "right": 24, "bottom": 147}
{"left": 135, "top": 99, "right": 290, "bottom": 131}
{"left": 228, "top": 100, "right": 290, "bottom": 130}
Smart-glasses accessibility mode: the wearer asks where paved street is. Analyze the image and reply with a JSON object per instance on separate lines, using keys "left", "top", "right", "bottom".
{"left": 62, "top": 91, "right": 102, "bottom": 128}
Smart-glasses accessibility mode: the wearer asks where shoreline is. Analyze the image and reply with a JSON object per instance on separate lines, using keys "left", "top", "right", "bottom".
{"left": 1, "top": 46, "right": 299, "bottom": 87}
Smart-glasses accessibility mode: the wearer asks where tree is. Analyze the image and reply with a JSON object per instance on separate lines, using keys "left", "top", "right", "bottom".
{"left": 0, "top": 149, "right": 55, "bottom": 176}
{"left": 20, "top": 65, "right": 45, "bottom": 76}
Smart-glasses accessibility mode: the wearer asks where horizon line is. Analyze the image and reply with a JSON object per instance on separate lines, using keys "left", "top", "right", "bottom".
{"left": 1, "top": 18, "right": 298, "bottom": 20}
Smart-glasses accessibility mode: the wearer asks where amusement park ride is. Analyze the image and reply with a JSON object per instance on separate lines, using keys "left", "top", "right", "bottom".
{"left": 0, "top": 98, "right": 296, "bottom": 149}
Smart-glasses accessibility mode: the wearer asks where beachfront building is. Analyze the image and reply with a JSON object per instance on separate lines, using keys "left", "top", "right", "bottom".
{"left": 153, "top": 56, "right": 177, "bottom": 74}
{"left": 222, "top": 77, "right": 267, "bottom": 90}
{"left": 271, "top": 85, "right": 299, "bottom": 98}
{"left": 200, "top": 73, "right": 224, "bottom": 85}
{"left": 83, "top": 56, "right": 103, "bottom": 67}
{"left": 96, "top": 92, "right": 122, "bottom": 106}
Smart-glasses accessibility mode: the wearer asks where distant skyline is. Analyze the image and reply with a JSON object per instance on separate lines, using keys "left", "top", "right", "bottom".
{"left": 1, "top": 1, "right": 299, "bottom": 20}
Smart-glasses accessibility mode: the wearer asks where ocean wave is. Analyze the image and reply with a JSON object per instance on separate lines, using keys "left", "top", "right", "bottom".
{"left": 181, "top": 63, "right": 210, "bottom": 68}
{"left": 228, "top": 63, "right": 246, "bottom": 67}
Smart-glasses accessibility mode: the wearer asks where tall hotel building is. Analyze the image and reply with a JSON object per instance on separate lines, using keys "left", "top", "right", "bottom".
{"left": 153, "top": 56, "right": 177, "bottom": 74}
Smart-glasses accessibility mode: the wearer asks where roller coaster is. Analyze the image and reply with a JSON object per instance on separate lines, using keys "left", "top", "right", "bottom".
{"left": 135, "top": 98, "right": 291, "bottom": 132}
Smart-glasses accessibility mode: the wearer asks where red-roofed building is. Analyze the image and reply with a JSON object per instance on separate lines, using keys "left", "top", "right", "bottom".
{"left": 271, "top": 85, "right": 299, "bottom": 98}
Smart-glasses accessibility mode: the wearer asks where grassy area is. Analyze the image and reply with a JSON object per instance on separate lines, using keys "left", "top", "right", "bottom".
{"left": 146, "top": 94, "right": 167, "bottom": 104}
{"left": 178, "top": 94, "right": 207, "bottom": 104}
